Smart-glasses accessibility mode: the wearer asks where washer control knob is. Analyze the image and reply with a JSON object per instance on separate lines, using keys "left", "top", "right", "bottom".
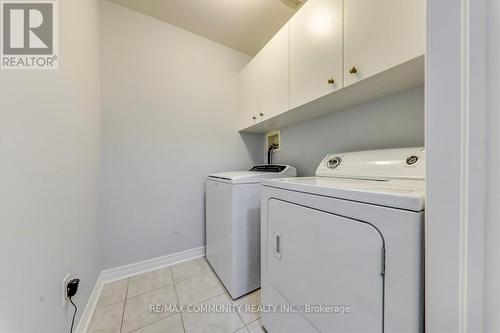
{"left": 406, "top": 155, "right": 419, "bottom": 165}
{"left": 327, "top": 157, "right": 342, "bottom": 169}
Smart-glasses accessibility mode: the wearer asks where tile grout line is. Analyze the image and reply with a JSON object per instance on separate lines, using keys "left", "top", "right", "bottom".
{"left": 131, "top": 288, "right": 227, "bottom": 333}
{"left": 207, "top": 266, "right": 246, "bottom": 333}
{"left": 128, "top": 313, "right": 180, "bottom": 333}
{"left": 94, "top": 298, "right": 124, "bottom": 311}
{"left": 246, "top": 318, "right": 262, "bottom": 333}
{"left": 173, "top": 265, "right": 214, "bottom": 285}
{"left": 126, "top": 282, "right": 176, "bottom": 301}
{"left": 238, "top": 323, "right": 248, "bottom": 332}
{"left": 122, "top": 269, "right": 180, "bottom": 333}
{"left": 126, "top": 266, "right": 205, "bottom": 333}
{"left": 207, "top": 258, "right": 253, "bottom": 331}
{"left": 222, "top": 291, "right": 246, "bottom": 332}
{"left": 179, "top": 263, "right": 227, "bottom": 307}
{"left": 126, "top": 266, "right": 175, "bottom": 298}
{"left": 113, "top": 259, "right": 210, "bottom": 301}
{"left": 119, "top": 278, "right": 130, "bottom": 333}
{"left": 179, "top": 289, "right": 226, "bottom": 309}
{"left": 171, "top": 268, "right": 187, "bottom": 333}
{"left": 176, "top": 291, "right": 244, "bottom": 333}
{"left": 127, "top": 312, "right": 179, "bottom": 333}
{"left": 232, "top": 294, "right": 247, "bottom": 331}
{"left": 120, "top": 259, "right": 217, "bottom": 333}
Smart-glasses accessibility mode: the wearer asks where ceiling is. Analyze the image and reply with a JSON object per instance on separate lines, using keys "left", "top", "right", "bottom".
{"left": 107, "top": 0, "right": 302, "bottom": 56}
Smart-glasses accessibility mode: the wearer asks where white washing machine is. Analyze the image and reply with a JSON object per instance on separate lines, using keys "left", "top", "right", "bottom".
{"left": 260, "top": 148, "right": 425, "bottom": 333}
{"left": 206, "top": 164, "right": 296, "bottom": 299}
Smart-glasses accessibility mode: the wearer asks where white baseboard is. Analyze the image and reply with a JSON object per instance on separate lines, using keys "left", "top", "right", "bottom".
{"left": 76, "top": 246, "right": 205, "bottom": 333}
{"left": 100, "top": 246, "right": 206, "bottom": 283}
{"left": 75, "top": 275, "right": 104, "bottom": 333}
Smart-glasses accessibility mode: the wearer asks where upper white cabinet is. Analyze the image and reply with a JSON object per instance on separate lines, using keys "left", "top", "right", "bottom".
{"left": 289, "top": 0, "right": 343, "bottom": 109}
{"left": 343, "top": 0, "right": 426, "bottom": 87}
{"left": 239, "top": 0, "right": 426, "bottom": 132}
{"left": 239, "top": 24, "right": 290, "bottom": 129}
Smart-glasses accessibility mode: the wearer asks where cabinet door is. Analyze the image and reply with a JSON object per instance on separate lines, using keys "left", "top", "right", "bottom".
{"left": 344, "top": 0, "right": 426, "bottom": 87}
{"left": 239, "top": 60, "right": 260, "bottom": 128}
{"left": 238, "top": 24, "right": 290, "bottom": 129}
{"left": 290, "top": 0, "right": 343, "bottom": 109}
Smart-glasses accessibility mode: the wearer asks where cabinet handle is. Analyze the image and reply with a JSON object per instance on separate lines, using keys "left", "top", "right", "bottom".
{"left": 259, "top": 113, "right": 264, "bottom": 117}
{"left": 327, "top": 78, "right": 335, "bottom": 85}
{"left": 274, "top": 230, "right": 281, "bottom": 260}
{"left": 350, "top": 66, "right": 358, "bottom": 74}
{"left": 252, "top": 116, "right": 257, "bottom": 120}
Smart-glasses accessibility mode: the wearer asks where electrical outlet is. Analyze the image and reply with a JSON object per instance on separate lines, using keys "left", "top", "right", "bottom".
{"left": 62, "top": 273, "right": 71, "bottom": 307}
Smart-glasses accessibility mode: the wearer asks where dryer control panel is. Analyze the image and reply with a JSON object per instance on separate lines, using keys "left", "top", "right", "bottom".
{"left": 316, "top": 147, "right": 425, "bottom": 180}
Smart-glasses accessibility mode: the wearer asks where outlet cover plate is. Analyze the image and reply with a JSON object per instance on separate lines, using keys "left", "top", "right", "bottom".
{"left": 62, "top": 273, "right": 71, "bottom": 307}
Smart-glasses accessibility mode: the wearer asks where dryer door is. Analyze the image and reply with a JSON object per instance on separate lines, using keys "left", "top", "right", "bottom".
{"left": 266, "top": 199, "right": 384, "bottom": 333}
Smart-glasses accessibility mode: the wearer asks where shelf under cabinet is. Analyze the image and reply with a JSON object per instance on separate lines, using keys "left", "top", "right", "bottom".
{"left": 239, "top": 55, "right": 424, "bottom": 134}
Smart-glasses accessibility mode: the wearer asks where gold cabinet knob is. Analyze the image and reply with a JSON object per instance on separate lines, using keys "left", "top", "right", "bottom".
{"left": 350, "top": 66, "right": 358, "bottom": 74}
{"left": 327, "top": 78, "right": 335, "bottom": 85}
{"left": 259, "top": 113, "right": 264, "bottom": 117}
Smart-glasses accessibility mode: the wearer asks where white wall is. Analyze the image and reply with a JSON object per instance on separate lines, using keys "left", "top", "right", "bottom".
{"left": 99, "top": 1, "right": 262, "bottom": 269}
{"left": 426, "top": 1, "right": 490, "bottom": 332}
{"left": 425, "top": 0, "right": 463, "bottom": 331}
{"left": 485, "top": 0, "right": 500, "bottom": 331}
{"left": 0, "top": 1, "right": 101, "bottom": 332}
{"left": 271, "top": 87, "right": 425, "bottom": 175}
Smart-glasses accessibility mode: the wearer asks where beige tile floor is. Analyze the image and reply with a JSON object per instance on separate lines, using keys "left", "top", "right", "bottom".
{"left": 88, "top": 257, "right": 264, "bottom": 333}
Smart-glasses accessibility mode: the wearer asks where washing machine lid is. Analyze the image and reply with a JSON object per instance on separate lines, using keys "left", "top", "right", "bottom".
{"left": 208, "top": 165, "right": 297, "bottom": 184}
{"left": 263, "top": 177, "right": 425, "bottom": 211}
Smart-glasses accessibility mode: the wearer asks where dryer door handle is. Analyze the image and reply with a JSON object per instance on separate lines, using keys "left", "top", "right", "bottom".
{"left": 273, "top": 230, "right": 281, "bottom": 260}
